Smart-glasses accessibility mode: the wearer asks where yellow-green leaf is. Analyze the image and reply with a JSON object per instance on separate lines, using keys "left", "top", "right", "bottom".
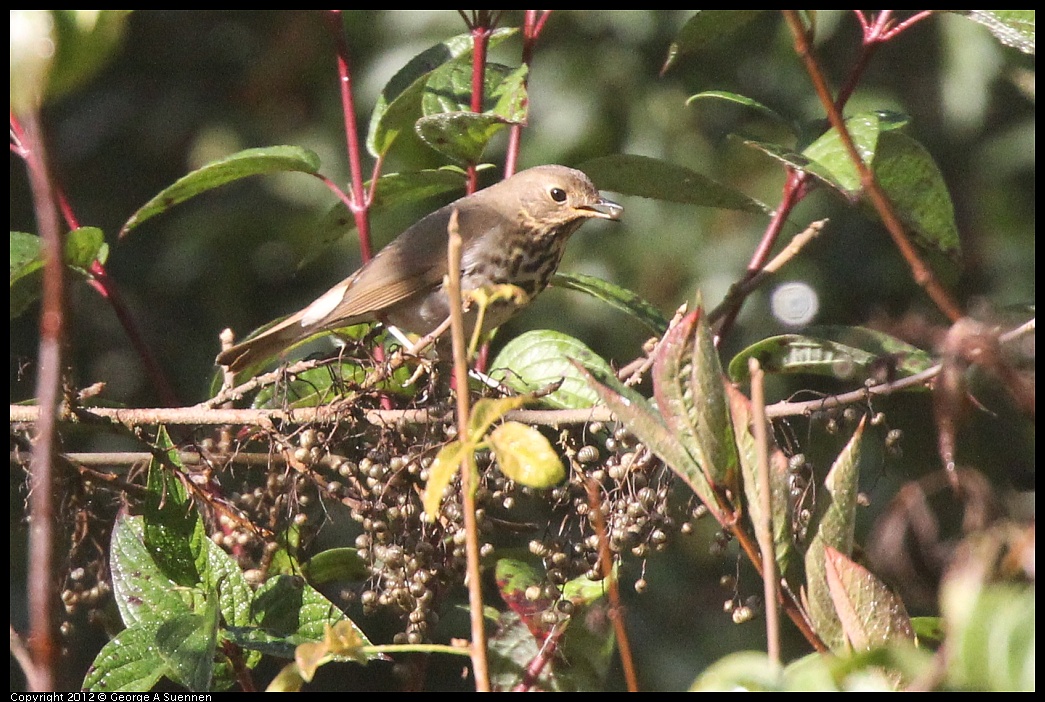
{"left": 422, "top": 441, "right": 466, "bottom": 520}
{"left": 489, "top": 421, "right": 565, "bottom": 489}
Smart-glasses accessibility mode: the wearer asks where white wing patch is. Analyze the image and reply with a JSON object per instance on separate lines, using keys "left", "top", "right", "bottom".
{"left": 300, "top": 282, "right": 349, "bottom": 327}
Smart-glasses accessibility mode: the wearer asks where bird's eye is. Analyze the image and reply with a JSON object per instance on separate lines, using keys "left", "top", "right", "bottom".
{"left": 549, "top": 187, "right": 567, "bottom": 203}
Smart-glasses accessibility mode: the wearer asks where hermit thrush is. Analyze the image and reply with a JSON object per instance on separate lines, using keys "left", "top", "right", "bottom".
{"left": 216, "top": 165, "right": 622, "bottom": 373}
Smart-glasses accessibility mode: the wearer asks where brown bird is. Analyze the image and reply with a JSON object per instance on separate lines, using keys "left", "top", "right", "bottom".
{"left": 216, "top": 165, "right": 622, "bottom": 373}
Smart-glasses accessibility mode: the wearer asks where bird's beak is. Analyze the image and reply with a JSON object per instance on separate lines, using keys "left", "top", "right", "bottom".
{"left": 580, "top": 196, "right": 623, "bottom": 221}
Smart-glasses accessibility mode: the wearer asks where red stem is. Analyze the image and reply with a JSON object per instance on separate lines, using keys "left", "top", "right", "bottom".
{"left": 326, "top": 10, "right": 373, "bottom": 261}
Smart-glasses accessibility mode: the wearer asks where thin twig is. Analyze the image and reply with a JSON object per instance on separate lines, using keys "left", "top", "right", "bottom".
{"left": 445, "top": 210, "right": 490, "bottom": 691}
{"left": 748, "top": 358, "right": 780, "bottom": 666}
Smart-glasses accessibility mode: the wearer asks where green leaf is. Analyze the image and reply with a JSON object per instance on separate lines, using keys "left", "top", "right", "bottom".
{"left": 83, "top": 621, "right": 170, "bottom": 692}
{"left": 652, "top": 309, "right": 739, "bottom": 498}
{"left": 955, "top": 10, "right": 1035, "bottom": 55}
{"left": 580, "top": 154, "right": 769, "bottom": 213}
{"left": 109, "top": 514, "right": 194, "bottom": 629}
{"left": 415, "top": 62, "right": 528, "bottom": 162}
{"left": 552, "top": 272, "right": 669, "bottom": 335}
{"left": 120, "top": 145, "right": 322, "bottom": 237}
{"left": 804, "top": 420, "right": 865, "bottom": 652}
{"left": 872, "top": 130, "right": 960, "bottom": 257}
{"left": 45, "top": 11, "right": 130, "bottom": 101}
{"left": 366, "top": 28, "right": 516, "bottom": 158}
{"left": 10, "top": 231, "right": 44, "bottom": 319}
{"left": 303, "top": 547, "right": 370, "bottom": 584}
{"left": 250, "top": 356, "right": 417, "bottom": 409}
{"left": 727, "top": 326, "right": 935, "bottom": 384}
{"left": 10, "top": 227, "right": 109, "bottom": 319}
{"left": 490, "top": 330, "right": 616, "bottom": 409}
{"left": 802, "top": 113, "right": 883, "bottom": 193}
{"left": 663, "top": 10, "right": 765, "bottom": 73}
{"left": 143, "top": 427, "right": 208, "bottom": 587}
{"left": 248, "top": 574, "right": 377, "bottom": 658}
{"left": 422, "top": 440, "right": 466, "bottom": 520}
{"left": 727, "top": 384, "right": 793, "bottom": 574}
{"left": 489, "top": 421, "right": 566, "bottom": 488}
{"left": 422, "top": 60, "right": 527, "bottom": 121}
{"left": 154, "top": 602, "right": 220, "bottom": 692}
{"left": 823, "top": 545, "right": 914, "bottom": 652}
{"left": 203, "top": 535, "right": 256, "bottom": 630}
{"left": 944, "top": 582, "right": 1035, "bottom": 691}
{"left": 415, "top": 111, "right": 512, "bottom": 164}
{"left": 686, "top": 90, "right": 792, "bottom": 130}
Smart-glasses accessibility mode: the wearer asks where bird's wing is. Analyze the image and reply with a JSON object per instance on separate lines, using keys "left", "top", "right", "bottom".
{"left": 317, "top": 206, "right": 456, "bottom": 322}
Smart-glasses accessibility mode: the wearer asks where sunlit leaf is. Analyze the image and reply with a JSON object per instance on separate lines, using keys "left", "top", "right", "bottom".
{"left": 422, "top": 440, "right": 466, "bottom": 520}
{"left": 490, "top": 330, "right": 615, "bottom": 409}
{"left": 82, "top": 621, "right": 170, "bottom": 692}
{"left": 804, "top": 419, "right": 865, "bottom": 652}
{"left": 727, "top": 384, "right": 793, "bottom": 573}
{"left": 955, "top": 10, "right": 1035, "bottom": 54}
{"left": 489, "top": 421, "right": 565, "bottom": 488}
{"left": 823, "top": 545, "right": 914, "bottom": 652}
{"left": 366, "top": 28, "right": 516, "bottom": 158}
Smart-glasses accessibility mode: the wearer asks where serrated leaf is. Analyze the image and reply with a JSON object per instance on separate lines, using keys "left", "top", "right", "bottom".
{"left": 552, "top": 273, "right": 669, "bottom": 334}
{"left": 804, "top": 419, "right": 865, "bottom": 652}
{"left": 489, "top": 421, "right": 565, "bottom": 488}
{"left": 490, "top": 330, "right": 615, "bottom": 409}
{"left": 120, "top": 145, "right": 321, "bottom": 237}
{"left": 415, "top": 111, "right": 512, "bottom": 164}
{"left": 110, "top": 514, "right": 194, "bottom": 628}
{"left": 823, "top": 545, "right": 914, "bottom": 652}
{"left": 579, "top": 154, "right": 769, "bottom": 213}
{"left": 575, "top": 361, "right": 721, "bottom": 519}
{"left": 83, "top": 621, "right": 170, "bottom": 692}
{"left": 249, "top": 574, "right": 377, "bottom": 658}
{"left": 154, "top": 603, "right": 219, "bottom": 692}
{"left": 663, "top": 10, "right": 765, "bottom": 73}
{"left": 367, "top": 28, "right": 516, "bottom": 158}
{"left": 727, "top": 326, "right": 935, "bottom": 384}
{"left": 422, "top": 440, "right": 466, "bottom": 520}
{"left": 956, "top": 10, "right": 1035, "bottom": 55}
{"left": 143, "top": 427, "right": 207, "bottom": 587}
{"left": 203, "top": 536, "right": 255, "bottom": 630}
{"left": 727, "top": 384, "right": 793, "bottom": 573}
